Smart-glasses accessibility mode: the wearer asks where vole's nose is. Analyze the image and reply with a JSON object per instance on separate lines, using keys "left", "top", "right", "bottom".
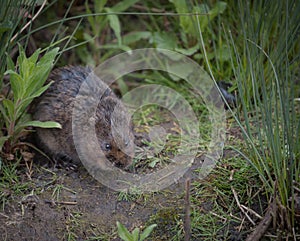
{"left": 107, "top": 151, "right": 133, "bottom": 169}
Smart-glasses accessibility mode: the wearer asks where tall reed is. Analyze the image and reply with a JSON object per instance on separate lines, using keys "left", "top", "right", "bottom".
{"left": 227, "top": 0, "right": 299, "bottom": 231}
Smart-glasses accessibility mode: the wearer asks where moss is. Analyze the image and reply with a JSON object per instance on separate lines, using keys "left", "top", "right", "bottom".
{"left": 146, "top": 207, "right": 183, "bottom": 240}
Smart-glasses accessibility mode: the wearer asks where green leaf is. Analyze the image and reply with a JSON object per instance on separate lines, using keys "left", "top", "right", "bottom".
{"left": 0, "top": 21, "right": 13, "bottom": 34}
{"left": 209, "top": 1, "right": 227, "bottom": 19}
{"left": 193, "top": 4, "right": 210, "bottom": 30}
{"left": 193, "top": 52, "right": 214, "bottom": 61}
{"left": 170, "top": 0, "right": 194, "bottom": 35}
{"left": 123, "top": 31, "right": 151, "bottom": 45}
{"left": 0, "top": 136, "right": 10, "bottom": 151}
{"left": 18, "top": 45, "right": 40, "bottom": 80}
{"left": 171, "top": 1, "right": 227, "bottom": 35}
{"left": 16, "top": 112, "right": 31, "bottom": 124}
{"left": 216, "top": 45, "right": 231, "bottom": 62}
{"left": 175, "top": 43, "right": 200, "bottom": 56}
{"left": 0, "top": 104, "right": 10, "bottom": 124}
{"left": 139, "top": 224, "right": 157, "bottom": 241}
{"left": 117, "top": 221, "right": 134, "bottom": 241}
{"left": 117, "top": 78, "right": 129, "bottom": 96}
{"left": 76, "top": 44, "right": 96, "bottom": 67}
{"left": 26, "top": 69, "right": 50, "bottom": 96}
{"left": 170, "top": 0, "right": 188, "bottom": 12}
{"left": 15, "top": 98, "right": 35, "bottom": 121}
{"left": 148, "top": 159, "right": 159, "bottom": 168}
{"left": 85, "top": 0, "right": 107, "bottom": 35}
{"left": 25, "top": 48, "right": 59, "bottom": 96}
{"left": 151, "top": 32, "right": 178, "bottom": 50}
{"left": 111, "top": 0, "right": 140, "bottom": 12}
{"left": 105, "top": 8, "right": 122, "bottom": 45}
{"left": 131, "top": 228, "right": 140, "bottom": 241}
{"left": 166, "top": 62, "right": 194, "bottom": 81}
{"left": 27, "top": 47, "right": 40, "bottom": 64}
{"left": 99, "top": 43, "right": 132, "bottom": 52}
{"left": 18, "top": 120, "right": 62, "bottom": 129}
{"left": 24, "top": 81, "right": 53, "bottom": 102}
{"left": 37, "top": 47, "right": 59, "bottom": 68}
{"left": 83, "top": 32, "right": 95, "bottom": 42}
{"left": 95, "top": 0, "right": 107, "bottom": 11}
{"left": 85, "top": 0, "right": 95, "bottom": 30}
{"left": 2, "top": 99, "right": 14, "bottom": 120}
{"left": 194, "top": 2, "right": 227, "bottom": 32}
{"left": 6, "top": 53, "right": 15, "bottom": 71}
{"left": 5, "top": 70, "right": 23, "bottom": 100}
{"left": 17, "top": 44, "right": 26, "bottom": 70}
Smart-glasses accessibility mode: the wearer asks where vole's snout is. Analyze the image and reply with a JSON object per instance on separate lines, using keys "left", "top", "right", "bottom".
{"left": 111, "top": 133, "right": 135, "bottom": 168}
{"left": 107, "top": 151, "right": 133, "bottom": 169}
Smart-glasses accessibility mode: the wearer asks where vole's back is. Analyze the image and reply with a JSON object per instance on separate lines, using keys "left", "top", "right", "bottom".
{"left": 32, "top": 66, "right": 133, "bottom": 167}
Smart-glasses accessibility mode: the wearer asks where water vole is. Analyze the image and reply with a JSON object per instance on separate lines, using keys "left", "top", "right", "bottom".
{"left": 32, "top": 66, "right": 134, "bottom": 168}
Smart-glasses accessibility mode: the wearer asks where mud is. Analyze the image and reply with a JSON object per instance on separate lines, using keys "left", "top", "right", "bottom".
{"left": 0, "top": 154, "right": 188, "bottom": 241}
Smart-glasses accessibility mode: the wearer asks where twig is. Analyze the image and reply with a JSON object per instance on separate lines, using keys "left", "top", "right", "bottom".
{"left": 229, "top": 213, "right": 242, "bottom": 221}
{"left": 229, "top": 169, "right": 235, "bottom": 181}
{"left": 210, "top": 211, "right": 227, "bottom": 222}
{"left": 44, "top": 200, "right": 77, "bottom": 206}
{"left": 184, "top": 178, "right": 191, "bottom": 241}
{"left": 0, "top": 212, "right": 9, "bottom": 218}
{"left": 245, "top": 197, "right": 277, "bottom": 241}
{"left": 11, "top": 0, "right": 48, "bottom": 43}
{"left": 293, "top": 227, "right": 297, "bottom": 241}
{"left": 238, "top": 216, "right": 246, "bottom": 232}
{"left": 231, "top": 186, "right": 255, "bottom": 225}
{"left": 25, "top": 158, "right": 33, "bottom": 180}
{"left": 240, "top": 204, "right": 263, "bottom": 219}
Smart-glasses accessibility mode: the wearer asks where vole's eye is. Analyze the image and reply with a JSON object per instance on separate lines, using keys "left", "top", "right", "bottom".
{"left": 104, "top": 143, "right": 112, "bottom": 151}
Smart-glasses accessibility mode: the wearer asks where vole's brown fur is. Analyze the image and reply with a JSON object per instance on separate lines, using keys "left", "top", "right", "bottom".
{"left": 32, "top": 66, "right": 133, "bottom": 168}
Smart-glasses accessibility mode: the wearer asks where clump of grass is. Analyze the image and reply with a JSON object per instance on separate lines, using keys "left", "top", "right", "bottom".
{"left": 63, "top": 211, "right": 83, "bottom": 241}
{"left": 235, "top": 1, "right": 299, "bottom": 234}
{"left": 190, "top": 154, "right": 262, "bottom": 240}
{"left": 0, "top": 160, "right": 31, "bottom": 210}
{"left": 196, "top": 0, "right": 300, "bottom": 239}
{"left": 0, "top": 0, "right": 31, "bottom": 82}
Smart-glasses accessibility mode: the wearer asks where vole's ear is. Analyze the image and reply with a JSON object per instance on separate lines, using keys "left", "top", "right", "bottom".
{"left": 100, "top": 96, "right": 119, "bottom": 115}
{"left": 94, "top": 96, "right": 117, "bottom": 127}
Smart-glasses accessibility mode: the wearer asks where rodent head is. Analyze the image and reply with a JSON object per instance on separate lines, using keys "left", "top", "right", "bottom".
{"left": 95, "top": 95, "right": 134, "bottom": 169}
